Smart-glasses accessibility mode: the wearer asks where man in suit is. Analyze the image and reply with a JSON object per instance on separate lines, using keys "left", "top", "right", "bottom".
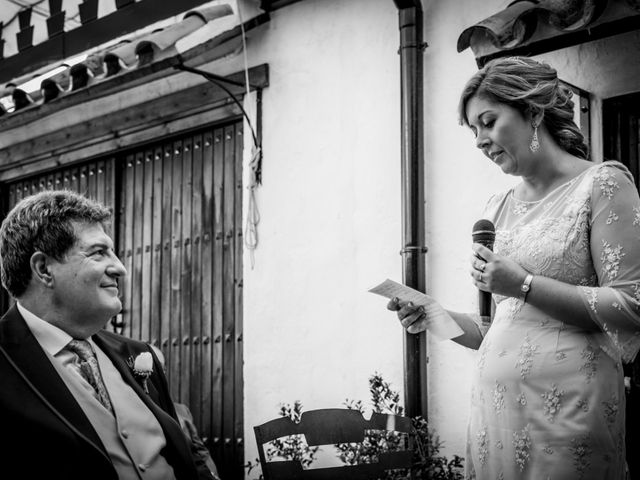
{"left": 0, "top": 190, "right": 214, "bottom": 480}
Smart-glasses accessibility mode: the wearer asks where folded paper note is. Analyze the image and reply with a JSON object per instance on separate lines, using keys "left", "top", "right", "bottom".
{"left": 369, "top": 279, "right": 464, "bottom": 341}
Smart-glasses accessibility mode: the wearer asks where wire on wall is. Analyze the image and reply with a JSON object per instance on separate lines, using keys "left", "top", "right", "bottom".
{"left": 173, "top": 1, "right": 264, "bottom": 269}
{"left": 238, "top": 0, "right": 261, "bottom": 270}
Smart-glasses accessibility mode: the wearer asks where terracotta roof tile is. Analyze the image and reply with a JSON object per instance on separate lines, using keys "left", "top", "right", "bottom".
{"left": 456, "top": 0, "right": 639, "bottom": 63}
{"left": 0, "top": 1, "right": 245, "bottom": 115}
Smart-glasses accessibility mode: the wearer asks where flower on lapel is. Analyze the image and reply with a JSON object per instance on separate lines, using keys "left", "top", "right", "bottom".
{"left": 127, "top": 352, "right": 153, "bottom": 394}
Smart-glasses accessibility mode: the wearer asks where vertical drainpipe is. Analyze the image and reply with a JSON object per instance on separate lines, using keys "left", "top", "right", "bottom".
{"left": 393, "top": 0, "right": 427, "bottom": 420}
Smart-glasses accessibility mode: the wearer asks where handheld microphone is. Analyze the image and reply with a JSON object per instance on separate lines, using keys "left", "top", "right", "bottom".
{"left": 472, "top": 219, "right": 496, "bottom": 325}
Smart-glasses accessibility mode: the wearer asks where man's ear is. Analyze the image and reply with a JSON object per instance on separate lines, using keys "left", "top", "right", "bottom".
{"left": 30, "top": 252, "right": 54, "bottom": 287}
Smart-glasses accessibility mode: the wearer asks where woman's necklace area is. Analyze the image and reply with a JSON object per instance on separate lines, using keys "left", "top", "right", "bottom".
{"left": 510, "top": 176, "right": 578, "bottom": 215}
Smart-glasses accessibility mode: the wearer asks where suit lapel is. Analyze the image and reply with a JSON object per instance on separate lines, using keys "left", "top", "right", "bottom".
{"left": 0, "top": 305, "right": 108, "bottom": 456}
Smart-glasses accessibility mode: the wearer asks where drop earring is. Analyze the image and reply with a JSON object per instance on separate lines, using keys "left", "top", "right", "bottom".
{"left": 529, "top": 124, "right": 540, "bottom": 153}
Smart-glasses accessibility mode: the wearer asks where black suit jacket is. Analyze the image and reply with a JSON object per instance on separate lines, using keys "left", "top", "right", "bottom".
{"left": 0, "top": 304, "right": 210, "bottom": 480}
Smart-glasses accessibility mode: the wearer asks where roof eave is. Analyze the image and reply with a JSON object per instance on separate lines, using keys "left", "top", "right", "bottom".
{"left": 0, "top": 11, "right": 269, "bottom": 132}
{"left": 458, "top": 0, "right": 640, "bottom": 66}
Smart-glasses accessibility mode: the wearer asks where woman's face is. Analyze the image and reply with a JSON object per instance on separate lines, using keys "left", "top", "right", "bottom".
{"left": 465, "top": 94, "right": 534, "bottom": 176}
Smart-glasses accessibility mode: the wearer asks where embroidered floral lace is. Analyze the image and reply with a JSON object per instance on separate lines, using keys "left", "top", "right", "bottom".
{"left": 465, "top": 162, "right": 640, "bottom": 480}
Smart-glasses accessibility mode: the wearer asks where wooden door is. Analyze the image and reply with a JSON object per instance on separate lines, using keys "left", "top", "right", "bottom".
{"left": 117, "top": 120, "right": 244, "bottom": 479}
{"left": 603, "top": 91, "right": 640, "bottom": 480}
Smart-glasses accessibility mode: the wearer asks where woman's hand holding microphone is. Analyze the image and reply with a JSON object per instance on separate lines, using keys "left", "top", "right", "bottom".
{"left": 386, "top": 243, "right": 529, "bottom": 349}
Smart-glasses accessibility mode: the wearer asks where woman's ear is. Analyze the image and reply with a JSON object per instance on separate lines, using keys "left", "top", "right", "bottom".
{"left": 30, "top": 252, "right": 54, "bottom": 287}
{"left": 530, "top": 108, "right": 544, "bottom": 129}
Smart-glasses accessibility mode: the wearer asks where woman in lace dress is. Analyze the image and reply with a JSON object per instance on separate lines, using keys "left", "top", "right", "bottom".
{"left": 389, "top": 57, "right": 640, "bottom": 479}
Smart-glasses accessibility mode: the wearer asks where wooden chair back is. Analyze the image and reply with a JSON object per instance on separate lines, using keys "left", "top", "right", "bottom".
{"left": 253, "top": 408, "right": 413, "bottom": 479}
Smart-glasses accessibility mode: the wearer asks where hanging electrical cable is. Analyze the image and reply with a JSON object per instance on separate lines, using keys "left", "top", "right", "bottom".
{"left": 237, "top": 0, "right": 261, "bottom": 270}
{"left": 173, "top": 0, "right": 263, "bottom": 269}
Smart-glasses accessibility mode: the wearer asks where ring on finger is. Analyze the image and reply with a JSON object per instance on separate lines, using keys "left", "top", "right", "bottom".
{"left": 478, "top": 262, "right": 486, "bottom": 272}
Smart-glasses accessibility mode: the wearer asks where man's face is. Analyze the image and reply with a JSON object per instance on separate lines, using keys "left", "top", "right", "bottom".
{"left": 49, "top": 222, "right": 126, "bottom": 332}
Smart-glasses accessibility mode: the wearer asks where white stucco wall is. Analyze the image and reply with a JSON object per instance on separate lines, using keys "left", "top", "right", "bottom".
{"left": 237, "top": 0, "right": 407, "bottom": 474}
{"left": 231, "top": 0, "right": 519, "bottom": 471}
{"left": 235, "top": 0, "right": 523, "bottom": 470}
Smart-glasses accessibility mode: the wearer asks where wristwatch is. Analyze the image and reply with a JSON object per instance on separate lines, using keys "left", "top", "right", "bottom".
{"left": 519, "top": 274, "right": 533, "bottom": 303}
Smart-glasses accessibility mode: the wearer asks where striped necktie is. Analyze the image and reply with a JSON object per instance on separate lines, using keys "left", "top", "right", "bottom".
{"left": 66, "top": 339, "right": 114, "bottom": 415}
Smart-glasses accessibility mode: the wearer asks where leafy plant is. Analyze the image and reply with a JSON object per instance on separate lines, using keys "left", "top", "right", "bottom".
{"left": 337, "top": 373, "right": 464, "bottom": 480}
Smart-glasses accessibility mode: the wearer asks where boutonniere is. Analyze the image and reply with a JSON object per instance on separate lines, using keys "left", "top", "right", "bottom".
{"left": 127, "top": 352, "right": 153, "bottom": 394}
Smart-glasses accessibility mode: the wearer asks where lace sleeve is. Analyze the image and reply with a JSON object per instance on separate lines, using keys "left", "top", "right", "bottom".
{"left": 578, "top": 162, "right": 640, "bottom": 362}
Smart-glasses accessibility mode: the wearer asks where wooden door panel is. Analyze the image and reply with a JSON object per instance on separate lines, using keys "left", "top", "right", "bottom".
{"left": 117, "top": 121, "right": 244, "bottom": 478}
{"left": 5, "top": 158, "right": 116, "bottom": 211}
